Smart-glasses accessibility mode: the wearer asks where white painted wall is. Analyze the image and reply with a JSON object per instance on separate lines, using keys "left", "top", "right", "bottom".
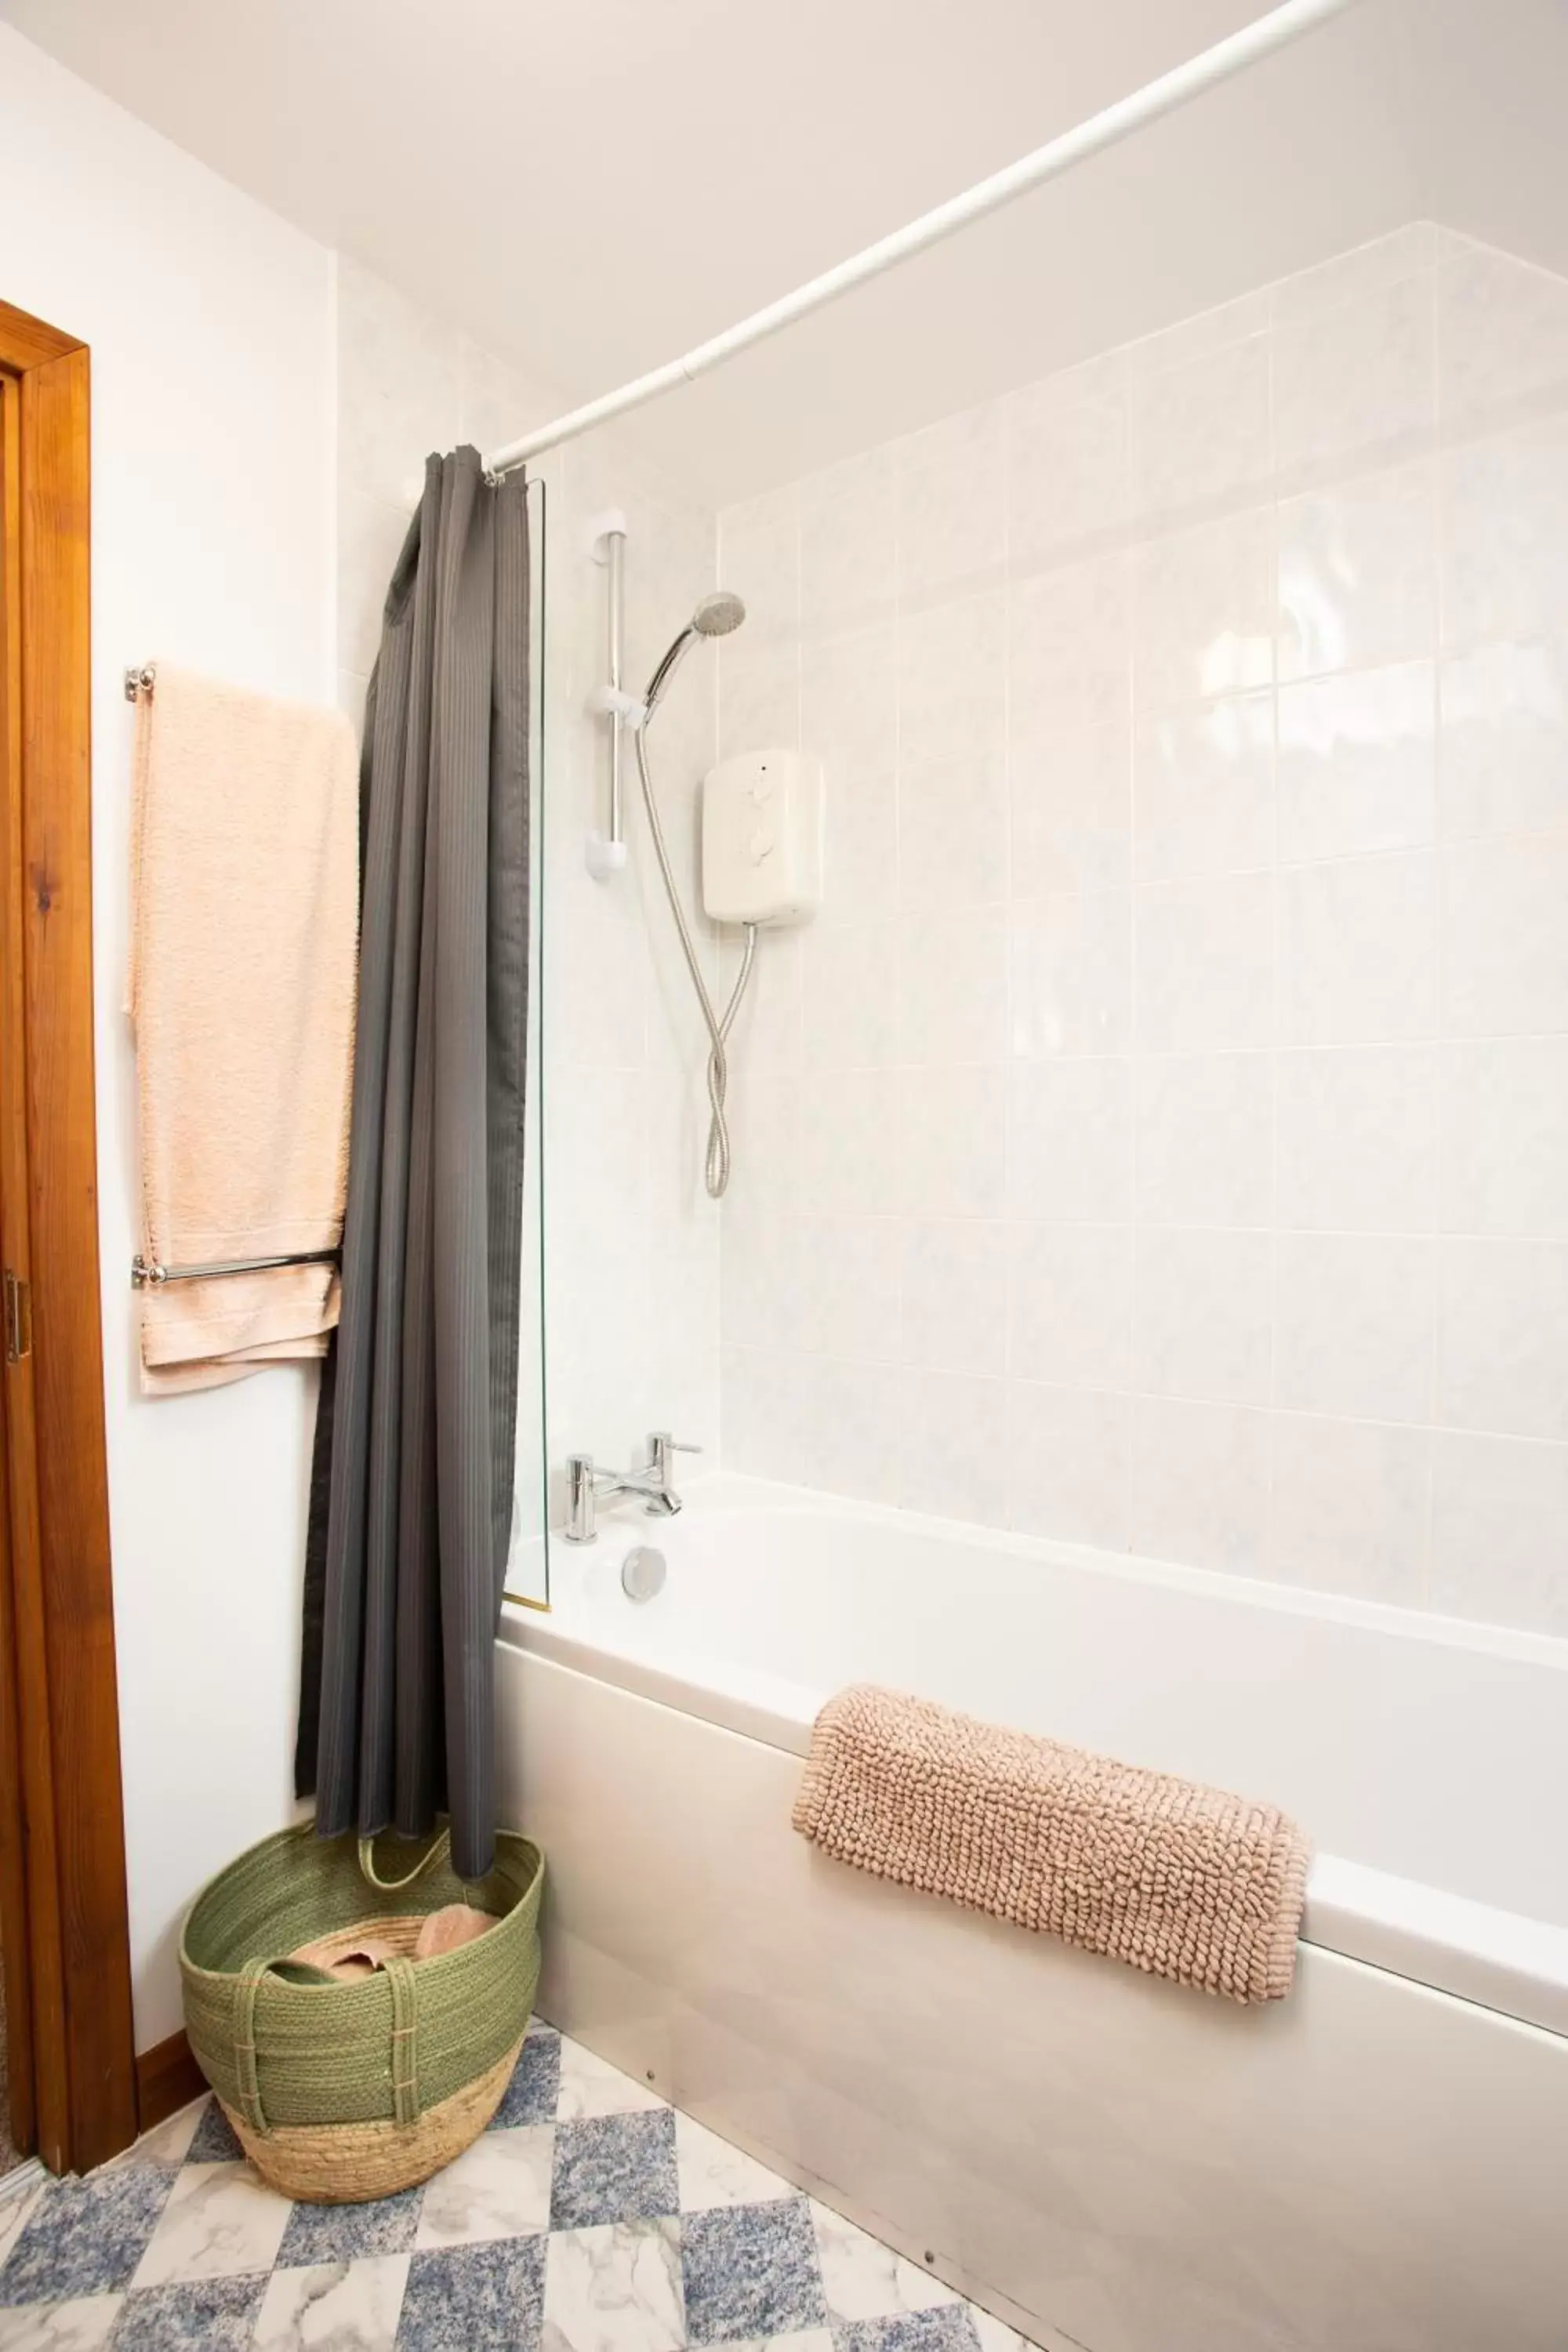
{"left": 0, "top": 24, "right": 336, "bottom": 2046}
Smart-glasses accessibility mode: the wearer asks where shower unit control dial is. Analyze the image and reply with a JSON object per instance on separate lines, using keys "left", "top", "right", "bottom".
{"left": 701, "top": 749, "right": 823, "bottom": 926}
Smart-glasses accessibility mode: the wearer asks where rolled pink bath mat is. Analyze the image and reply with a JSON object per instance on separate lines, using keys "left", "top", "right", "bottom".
{"left": 793, "top": 1683, "right": 1310, "bottom": 2003}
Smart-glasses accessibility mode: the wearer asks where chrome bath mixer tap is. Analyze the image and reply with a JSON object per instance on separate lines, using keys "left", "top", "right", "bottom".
{"left": 564, "top": 1431, "right": 699, "bottom": 1544}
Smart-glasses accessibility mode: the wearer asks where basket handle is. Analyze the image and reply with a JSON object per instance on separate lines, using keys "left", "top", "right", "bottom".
{"left": 384, "top": 1955, "right": 421, "bottom": 2123}
{"left": 234, "top": 1957, "right": 273, "bottom": 2135}
{"left": 357, "top": 1825, "right": 452, "bottom": 1893}
{"left": 234, "top": 1947, "right": 423, "bottom": 2133}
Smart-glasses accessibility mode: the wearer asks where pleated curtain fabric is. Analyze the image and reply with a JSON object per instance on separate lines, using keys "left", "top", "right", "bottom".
{"left": 296, "top": 448, "right": 530, "bottom": 1882}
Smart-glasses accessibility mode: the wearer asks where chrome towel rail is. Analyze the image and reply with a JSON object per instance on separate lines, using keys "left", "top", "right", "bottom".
{"left": 132, "top": 1248, "right": 340, "bottom": 1289}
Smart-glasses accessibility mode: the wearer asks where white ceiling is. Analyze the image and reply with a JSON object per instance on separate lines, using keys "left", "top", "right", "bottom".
{"left": 4, "top": 0, "right": 1565, "bottom": 499}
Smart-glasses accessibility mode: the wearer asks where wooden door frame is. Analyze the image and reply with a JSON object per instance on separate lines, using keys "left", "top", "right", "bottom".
{"left": 0, "top": 296, "right": 137, "bottom": 2176}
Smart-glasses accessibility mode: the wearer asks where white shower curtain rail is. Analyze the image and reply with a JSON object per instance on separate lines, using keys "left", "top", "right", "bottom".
{"left": 484, "top": 0, "right": 1357, "bottom": 476}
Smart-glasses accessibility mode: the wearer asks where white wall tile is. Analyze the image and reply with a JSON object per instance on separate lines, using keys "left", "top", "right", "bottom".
{"left": 800, "top": 449, "right": 896, "bottom": 637}
{"left": 718, "top": 639, "right": 799, "bottom": 756}
{"left": 1440, "top": 416, "right": 1568, "bottom": 646}
{"left": 1008, "top": 1059, "right": 1132, "bottom": 1223}
{"left": 1134, "top": 1227, "right": 1273, "bottom": 1406}
{"left": 1278, "top": 851, "right": 1438, "bottom": 1046}
{"left": 1430, "top": 1431, "right": 1568, "bottom": 1635}
{"left": 336, "top": 670, "right": 369, "bottom": 733}
{"left": 1133, "top": 508, "right": 1274, "bottom": 708}
{"left": 1437, "top": 246, "right": 1568, "bottom": 432}
{"left": 338, "top": 260, "right": 460, "bottom": 509}
{"left": 1006, "top": 379, "right": 1131, "bottom": 573}
{"left": 1440, "top": 1038, "right": 1568, "bottom": 1237}
{"left": 722, "top": 1345, "right": 812, "bottom": 1484}
{"left": 1134, "top": 690, "right": 1275, "bottom": 881}
{"left": 722, "top": 1203, "right": 805, "bottom": 1352}
{"left": 648, "top": 1240, "right": 720, "bottom": 1450}
{"left": 720, "top": 485, "right": 799, "bottom": 647}
{"left": 1009, "top": 724, "right": 1131, "bottom": 897}
{"left": 1009, "top": 556, "right": 1131, "bottom": 738}
{"left": 1134, "top": 335, "right": 1271, "bottom": 521}
{"left": 801, "top": 924, "right": 898, "bottom": 1069}
{"left": 1130, "top": 1396, "right": 1270, "bottom": 1577}
{"left": 726, "top": 927, "right": 802, "bottom": 1073}
{"left": 1268, "top": 1416, "right": 1430, "bottom": 1605}
{"left": 1441, "top": 827, "right": 1568, "bottom": 1036}
{"left": 1276, "top": 1046, "right": 1437, "bottom": 1232}
{"left": 1272, "top": 272, "right": 1435, "bottom": 482}
{"left": 1015, "top": 346, "right": 1131, "bottom": 413}
{"left": 1008, "top": 1224, "right": 1132, "bottom": 1389}
{"left": 1007, "top": 1384, "right": 1131, "bottom": 1550}
{"left": 898, "top": 1369, "right": 1008, "bottom": 1524}
{"left": 896, "top": 1066, "right": 1007, "bottom": 1219}
{"left": 798, "top": 1214, "right": 902, "bottom": 1363}
{"left": 1131, "top": 290, "right": 1271, "bottom": 381}
{"left": 897, "top": 402, "right": 1006, "bottom": 608}
{"left": 901, "top": 1220, "right": 1007, "bottom": 1374}
{"left": 1134, "top": 872, "right": 1275, "bottom": 1053}
{"left": 338, "top": 492, "right": 412, "bottom": 675}
{"left": 1275, "top": 1234, "right": 1435, "bottom": 1421}
{"left": 1439, "top": 636, "right": 1568, "bottom": 840}
{"left": 821, "top": 767, "right": 898, "bottom": 922}
{"left": 1135, "top": 1052, "right": 1272, "bottom": 1228}
{"left": 800, "top": 623, "right": 898, "bottom": 773}
{"left": 1277, "top": 464, "right": 1436, "bottom": 683}
{"left": 898, "top": 751, "right": 1008, "bottom": 909}
{"left": 898, "top": 590, "right": 1007, "bottom": 762}
{"left": 1438, "top": 1237, "right": 1568, "bottom": 1439}
{"left": 724, "top": 1074, "right": 801, "bottom": 1209}
{"left": 711, "top": 225, "right": 1568, "bottom": 1639}
{"left": 456, "top": 336, "right": 550, "bottom": 473}
{"left": 1277, "top": 662, "right": 1436, "bottom": 862}
{"left": 1010, "top": 892, "right": 1132, "bottom": 1058}
{"left": 807, "top": 1356, "right": 903, "bottom": 1504}
{"left": 1269, "top": 226, "right": 1436, "bottom": 328}
{"left": 798, "top": 1068, "right": 902, "bottom": 1215}
{"left": 543, "top": 869, "right": 645, "bottom": 1071}
{"left": 898, "top": 909, "right": 1007, "bottom": 1066}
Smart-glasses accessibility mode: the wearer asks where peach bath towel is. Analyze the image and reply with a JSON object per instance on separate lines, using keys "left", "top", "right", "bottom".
{"left": 793, "top": 1684, "right": 1310, "bottom": 2003}
{"left": 128, "top": 665, "right": 358, "bottom": 1394}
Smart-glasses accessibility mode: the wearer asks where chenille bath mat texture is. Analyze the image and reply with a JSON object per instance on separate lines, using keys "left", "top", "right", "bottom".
{"left": 793, "top": 1683, "right": 1310, "bottom": 2003}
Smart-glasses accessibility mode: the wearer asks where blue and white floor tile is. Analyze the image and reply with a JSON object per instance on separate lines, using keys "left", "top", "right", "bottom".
{"left": 0, "top": 2020, "right": 1042, "bottom": 2352}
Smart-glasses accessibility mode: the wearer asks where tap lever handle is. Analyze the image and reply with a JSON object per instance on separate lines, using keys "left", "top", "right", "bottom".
{"left": 648, "top": 1430, "right": 702, "bottom": 1461}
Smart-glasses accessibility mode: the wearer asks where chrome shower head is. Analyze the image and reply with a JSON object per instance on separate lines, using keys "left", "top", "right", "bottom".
{"left": 692, "top": 590, "right": 746, "bottom": 638}
{"left": 644, "top": 588, "right": 747, "bottom": 715}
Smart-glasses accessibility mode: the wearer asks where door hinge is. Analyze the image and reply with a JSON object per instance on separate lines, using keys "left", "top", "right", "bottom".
{"left": 4, "top": 1269, "right": 31, "bottom": 1363}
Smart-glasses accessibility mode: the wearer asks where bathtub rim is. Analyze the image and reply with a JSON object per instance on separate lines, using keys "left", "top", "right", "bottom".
{"left": 499, "top": 1474, "right": 1568, "bottom": 2042}
{"left": 510, "top": 1466, "right": 1568, "bottom": 1676}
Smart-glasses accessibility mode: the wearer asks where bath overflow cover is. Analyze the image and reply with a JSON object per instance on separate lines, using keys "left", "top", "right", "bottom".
{"left": 621, "top": 1545, "right": 666, "bottom": 1602}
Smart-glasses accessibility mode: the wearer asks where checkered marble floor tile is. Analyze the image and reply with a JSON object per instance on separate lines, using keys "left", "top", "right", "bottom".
{"left": 0, "top": 2019, "right": 1037, "bottom": 2351}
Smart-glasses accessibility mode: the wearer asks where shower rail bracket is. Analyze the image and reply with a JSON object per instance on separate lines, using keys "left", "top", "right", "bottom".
{"left": 584, "top": 834, "right": 629, "bottom": 880}
{"left": 586, "top": 684, "right": 648, "bottom": 730}
{"left": 586, "top": 508, "right": 629, "bottom": 564}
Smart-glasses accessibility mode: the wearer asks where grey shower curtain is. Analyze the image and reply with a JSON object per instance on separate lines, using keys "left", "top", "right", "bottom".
{"left": 296, "top": 447, "right": 530, "bottom": 1882}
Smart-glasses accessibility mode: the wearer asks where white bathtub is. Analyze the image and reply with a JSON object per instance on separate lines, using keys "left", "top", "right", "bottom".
{"left": 496, "top": 1472, "right": 1568, "bottom": 2352}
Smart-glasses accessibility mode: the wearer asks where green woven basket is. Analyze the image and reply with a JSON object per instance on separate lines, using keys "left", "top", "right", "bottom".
{"left": 180, "top": 1820, "right": 543, "bottom": 2202}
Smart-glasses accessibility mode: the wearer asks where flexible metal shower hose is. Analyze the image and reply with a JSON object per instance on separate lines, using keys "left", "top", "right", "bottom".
{"left": 634, "top": 722, "right": 757, "bottom": 1198}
